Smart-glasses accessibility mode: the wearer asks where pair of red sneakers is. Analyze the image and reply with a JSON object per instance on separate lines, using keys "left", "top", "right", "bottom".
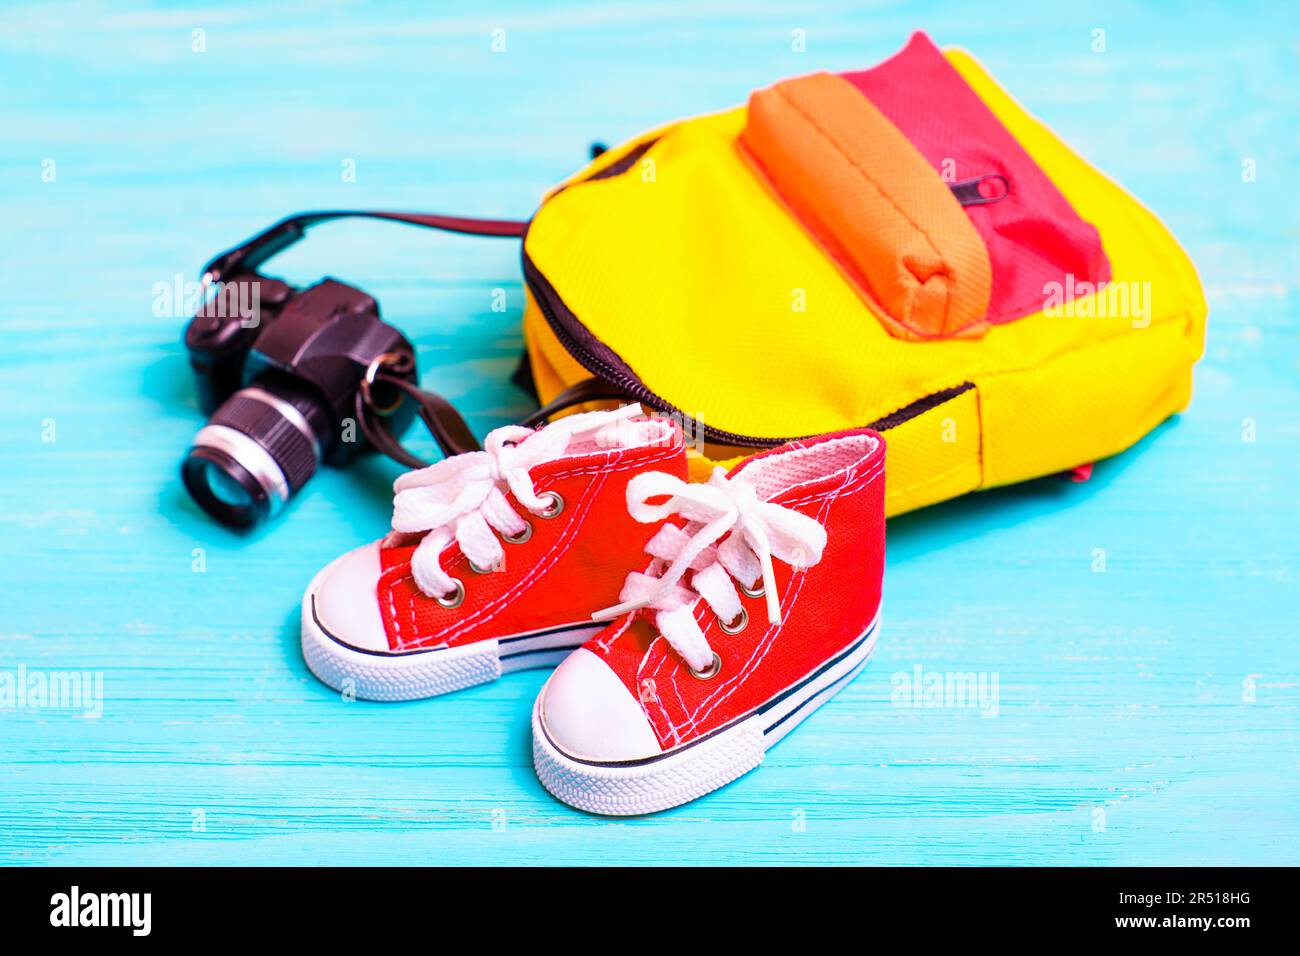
{"left": 302, "top": 405, "right": 885, "bottom": 814}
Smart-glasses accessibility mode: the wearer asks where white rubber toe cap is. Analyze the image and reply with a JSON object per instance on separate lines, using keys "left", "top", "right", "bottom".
{"left": 541, "top": 648, "right": 662, "bottom": 762}
{"left": 311, "top": 542, "right": 390, "bottom": 653}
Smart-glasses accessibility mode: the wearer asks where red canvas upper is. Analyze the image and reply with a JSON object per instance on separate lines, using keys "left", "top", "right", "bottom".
{"left": 584, "top": 428, "right": 886, "bottom": 748}
{"left": 375, "top": 423, "right": 687, "bottom": 652}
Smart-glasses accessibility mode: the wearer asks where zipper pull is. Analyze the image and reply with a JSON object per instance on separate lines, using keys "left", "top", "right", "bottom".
{"left": 949, "top": 173, "right": 1009, "bottom": 206}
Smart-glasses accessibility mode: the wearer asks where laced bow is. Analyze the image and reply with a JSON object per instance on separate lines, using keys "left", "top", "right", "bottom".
{"left": 391, "top": 404, "right": 648, "bottom": 599}
{"left": 594, "top": 467, "right": 827, "bottom": 671}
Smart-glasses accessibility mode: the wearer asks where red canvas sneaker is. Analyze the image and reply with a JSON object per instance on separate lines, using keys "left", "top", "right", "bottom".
{"left": 301, "top": 405, "right": 686, "bottom": 701}
{"left": 532, "top": 429, "right": 885, "bottom": 814}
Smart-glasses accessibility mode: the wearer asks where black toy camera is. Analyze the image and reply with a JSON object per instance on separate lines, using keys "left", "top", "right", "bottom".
{"left": 179, "top": 209, "right": 529, "bottom": 528}
{"left": 181, "top": 272, "right": 418, "bottom": 527}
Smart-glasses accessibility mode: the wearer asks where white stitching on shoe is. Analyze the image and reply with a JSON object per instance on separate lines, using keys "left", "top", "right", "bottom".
{"left": 643, "top": 460, "right": 884, "bottom": 742}
{"left": 594, "top": 467, "right": 831, "bottom": 672}
{"left": 386, "top": 441, "right": 685, "bottom": 650}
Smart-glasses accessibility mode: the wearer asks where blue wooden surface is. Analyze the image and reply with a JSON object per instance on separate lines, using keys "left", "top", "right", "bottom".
{"left": 2, "top": 1, "right": 1297, "bottom": 866}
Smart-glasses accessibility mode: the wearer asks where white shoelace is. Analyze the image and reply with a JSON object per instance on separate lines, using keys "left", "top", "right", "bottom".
{"left": 593, "top": 467, "right": 828, "bottom": 672}
{"left": 390, "top": 404, "right": 651, "bottom": 600}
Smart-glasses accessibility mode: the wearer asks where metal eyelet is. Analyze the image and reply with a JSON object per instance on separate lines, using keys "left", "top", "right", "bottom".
{"left": 718, "top": 607, "right": 748, "bottom": 634}
{"left": 538, "top": 491, "right": 564, "bottom": 519}
{"left": 468, "top": 559, "right": 499, "bottom": 575}
{"left": 503, "top": 521, "right": 533, "bottom": 545}
{"left": 436, "top": 578, "right": 465, "bottom": 609}
{"left": 690, "top": 652, "right": 723, "bottom": 681}
{"left": 360, "top": 351, "right": 408, "bottom": 416}
{"left": 740, "top": 581, "right": 765, "bottom": 599}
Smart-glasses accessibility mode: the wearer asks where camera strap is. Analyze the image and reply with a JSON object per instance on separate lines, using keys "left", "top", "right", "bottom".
{"left": 358, "top": 364, "right": 638, "bottom": 470}
{"left": 204, "top": 208, "right": 639, "bottom": 472}
{"left": 200, "top": 209, "right": 529, "bottom": 286}
{"left": 353, "top": 352, "right": 478, "bottom": 469}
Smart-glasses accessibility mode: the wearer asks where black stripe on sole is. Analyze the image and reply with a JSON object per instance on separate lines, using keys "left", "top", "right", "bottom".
{"left": 500, "top": 642, "right": 587, "bottom": 662}
{"left": 538, "top": 619, "right": 878, "bottom": 769}
{"left": 311, "top": 593, "right": 601, "bottom": 658}
{"left": 763, "top": 659, "right": 868, "bottom": 736}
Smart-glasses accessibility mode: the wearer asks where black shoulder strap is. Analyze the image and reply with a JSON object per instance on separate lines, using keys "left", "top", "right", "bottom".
{"left": 518, "top": 378, "right": 638, "bottom": 427}
{"left": 356, "top": 364, "right": 483, "bottom": 468}
{"left": 200, "top": 210, "right": 530, "bottom": 286}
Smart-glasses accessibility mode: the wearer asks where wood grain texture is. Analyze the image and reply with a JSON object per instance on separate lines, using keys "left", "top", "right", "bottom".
{"left": 1, "top": 0, "right": 1297, "bottom": 866}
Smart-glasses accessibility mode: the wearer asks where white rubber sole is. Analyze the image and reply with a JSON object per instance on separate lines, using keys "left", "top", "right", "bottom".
{"left": 532, "top": 614, "right": 880, "bottom": 815}
{"left": 300, "top": 560, "right": 605, "bottom": 702}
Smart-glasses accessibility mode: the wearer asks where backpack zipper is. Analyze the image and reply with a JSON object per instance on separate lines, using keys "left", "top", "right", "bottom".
{"left": 522, "top": 248, "right": 973, "bottom": 446}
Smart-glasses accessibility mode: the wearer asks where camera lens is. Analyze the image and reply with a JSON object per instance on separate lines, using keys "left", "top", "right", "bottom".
{"left": 205, "top": 463, "right": 256, "bottom": 509}
{"left": 182, "top": 381, "right": 328, "bottom": 527}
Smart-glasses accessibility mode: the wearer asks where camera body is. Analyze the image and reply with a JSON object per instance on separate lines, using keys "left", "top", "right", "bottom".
{"left": 181, "top": 273, "right": 417, "bottom": 526}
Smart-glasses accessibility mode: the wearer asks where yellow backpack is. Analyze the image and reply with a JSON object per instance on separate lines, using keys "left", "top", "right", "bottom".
{"left": 520, "top": 34, "right": 1207, "bottom": 516}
